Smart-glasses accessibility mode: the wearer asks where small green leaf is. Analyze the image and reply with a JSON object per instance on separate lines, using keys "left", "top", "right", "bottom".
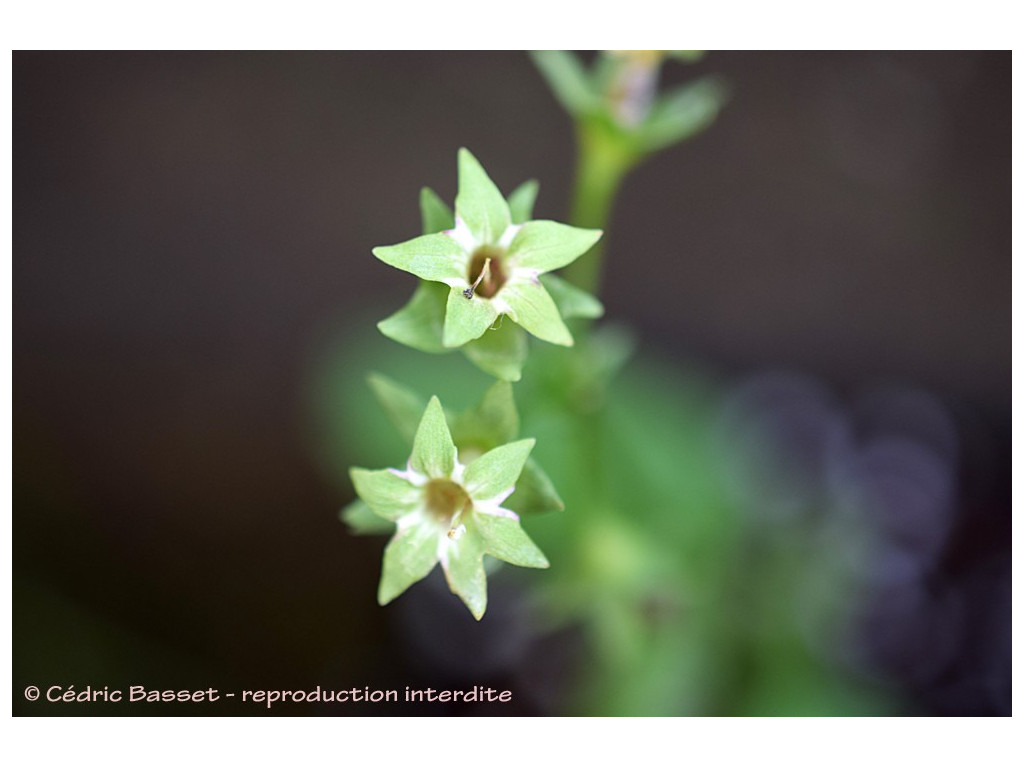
{"left": 530, "top": 50, "right": 600, "bottom": 116}
{"left": 409, "top": 396, "right": 457, "bottom": 479}
{"left": 461, "top": 321, "right": 528, "bottom": 382}
{"left": 349, "top": 468, "right": 419, "bottom": 521}
{"left": 455, "top": 148, "right": 511, "bottom": 245}
{"left": 475, "top": 513, "right": 549, "bottom": 568}
{"left": 463, "top": 438, "right": 535, "bottom": 501}
{"left": 509, "top": 220, "right": 602, "bottom": 273}
{"left": 504, "top": 457, "right": 565, "bottom": 515}
{"left": 507, "top": 179, "right": 539, "bottom": 224}
{"left": 541, "top": 274, "right": 604, "bottom": 320}
{"left": 502, "top": 278, "right": 574, "bottom": 346}
{"left": 450, "top": 380, "right": 520, "bottom": 449}
{"left": 591, "top": 52, "right": 624, "bottom": 94}
{"left": 377, "top": 281, "right": 448, "bottom": 353}
{"left": 367, "top": 373, "right": 428, "bottom": 445}
{"left": 443, "top": 286, "right": 499, "bottom": 347}
{"left": 442, "top": 529, "right": 487, "bottom": 620}
{"left": 340, "top": 498, "right": 395, "bottom": 536}
{"left": 420, "top": 186, "right": 455, "bottom": 234}
{"left": 373, "top": 233, "right": 468, "bottom": 284}
{"left": 379, "top": 518, "right": 443, "bottom": 605}
{"left": 637, "top": 75, "right": 728, "bottom": 153}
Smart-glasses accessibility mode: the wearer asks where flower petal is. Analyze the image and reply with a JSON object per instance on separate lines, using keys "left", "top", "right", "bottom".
{"left": 463, "top": 438, "right": 535, "bottom": 502}
{"left": 443, "top": 286, "right": 499, "bottom": 348}
{"left": 441, "top": 527, "right": 487, "bottom": 620}
{"left": 349, "top": 468, "right": 420, "bottom": 521}
{"left": 475, "top": 513, "right": 549, "bottom": 569}
{"left": 507, "top": 220, "right": 602, "bottom": 273}
{"left": 461, "top": 320, "right": 528, "bottom": 382}
{"left": 377, "top": 281, "right": 448, "bottom": 353}
{"left": 372, "top": 233, "right": 468, "bottom": 285}
{"left": 378, "top": 519, "right": 442, "bottom": 605}
{"left": 409, "top": 396, "right": 458, "bottom": 479}
{"left": 501, "top": 277, "right": 574, "bottom": 346}
{"left": 455, "top": 148, "right": 511, "bottom": 245}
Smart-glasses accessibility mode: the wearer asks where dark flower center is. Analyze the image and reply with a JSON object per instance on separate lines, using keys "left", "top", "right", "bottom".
{"left": 424, "top": 479, "right": 471, "bottom": 523}
{"left": 467, "top": 246, "right": 507, "bottom": 299}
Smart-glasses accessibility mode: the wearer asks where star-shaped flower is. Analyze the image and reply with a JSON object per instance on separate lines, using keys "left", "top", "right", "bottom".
{"left": 373, "top": 149, "right": 603, "bottom": 380}
{"left": 349, "top": 395, "right": 549, "bottom": 619}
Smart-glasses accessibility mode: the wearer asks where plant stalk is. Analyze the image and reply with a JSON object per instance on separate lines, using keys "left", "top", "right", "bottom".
{"left": 563, "top": 121, "right": 638, "bottom": 296}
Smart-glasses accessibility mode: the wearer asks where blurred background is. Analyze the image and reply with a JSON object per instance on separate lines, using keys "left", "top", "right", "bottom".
{"left": 13, "top": 51, "right": 1010, "bottom": 715}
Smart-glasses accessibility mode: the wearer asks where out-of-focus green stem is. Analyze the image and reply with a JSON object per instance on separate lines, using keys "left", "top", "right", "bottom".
{"left": 563, "top": 121, "right": 638, "bottom": 296}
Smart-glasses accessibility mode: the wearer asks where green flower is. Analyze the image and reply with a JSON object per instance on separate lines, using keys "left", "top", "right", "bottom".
{"left": 374, "top": 149, "right": 603, "bottom": 381}
{"left": 343, "top": 376, "right": 564, "bottom": 538}
{"left": 348, "top": 395, "right": 549, "bottom": 620}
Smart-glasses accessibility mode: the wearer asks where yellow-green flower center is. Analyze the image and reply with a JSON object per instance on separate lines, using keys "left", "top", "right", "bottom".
{"left": 424, "top": 478, "right": 471, "bottom": 524}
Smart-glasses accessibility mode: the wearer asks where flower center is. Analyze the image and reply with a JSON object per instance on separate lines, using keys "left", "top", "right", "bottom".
{"left": 466, "top": 246, "right": 507, "bottom": 299}
{"left": 423, "top": 478, "right": 471, "bottom": 524}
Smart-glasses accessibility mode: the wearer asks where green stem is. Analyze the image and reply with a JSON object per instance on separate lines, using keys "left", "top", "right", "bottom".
{"left": 563, "top": 121, "right": 638, "bottom": 296}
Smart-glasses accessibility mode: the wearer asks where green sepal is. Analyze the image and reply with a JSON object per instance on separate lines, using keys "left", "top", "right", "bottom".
{"left": 349, "top": 468, "right": 419, "bottom": 521}
{"left": 420, "top": 186, "right": 455, "bottom": 235}
{"left": 636, "top": 76, "right": 728, "bottom": 154}
{"left": 379, "top": 517, "right": 443, "bottom": 605}
{"left": 508, "top": 220, "right": 602, "bottom": 273}
{"left": 462, "top": 320, "right": 528, "bottom": 382}
{"left": 450, "top": 380, "right": 520, "bottom": 450}
{"left": 541, "top": 274, "right": 604, "bottom": 320}
{"left": 463, "top": 438, "right": 535, "bottom": 501}
{"left": 455, "top": 148, "right": 511, "bottom": 245}
{"left": 409, "top": 396, "right": 457, "bottom": 479}
{"left": 504, "top": 457, "right": 565, "bottom": 515}
{"left": 367, "top": 373, "right": 428, "bottom": 445}
{"left": 377, "top": 281, "right": 448, "bottom": 353}
{"left": 507, "top": 179, "right": 540, "bottom": 224}
{"left": 340, "top": 498, "right": 395, "bottom": 536}
{"left": 475, "top": 513, "right": 549, "bottom": 569}
{"left": 530, "top": 50, "right": 600, "bottom": 116}
{"left": 443, "top": 285, "right": 498, "bottom": 347}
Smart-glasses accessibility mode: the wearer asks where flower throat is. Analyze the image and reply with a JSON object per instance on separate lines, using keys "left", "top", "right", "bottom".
{"left": 464, "top": 246, "right": 507, "bottom": 299}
